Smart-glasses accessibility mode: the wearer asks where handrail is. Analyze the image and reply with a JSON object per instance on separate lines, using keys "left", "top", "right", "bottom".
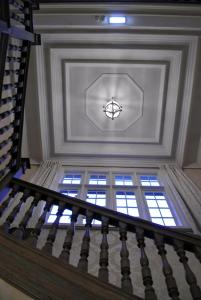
{"left": 9, "top": 178, "right": 201, "bottom": 251}
{"left": 0, "top": 0, "right": 40, "bottom": 182}
{"left": 0, "top": 177, "right": 201, "bottom": 299}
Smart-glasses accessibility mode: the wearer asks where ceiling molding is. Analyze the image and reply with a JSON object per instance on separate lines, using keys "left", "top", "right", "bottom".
{"left": 25, "top": 28, "right": 199, "bottom": 165}
{"left": 47, "top": 43, "right": 181, "bottom": 157}
{"left": 38, "top": 3, "right": 201, "bottom": 16}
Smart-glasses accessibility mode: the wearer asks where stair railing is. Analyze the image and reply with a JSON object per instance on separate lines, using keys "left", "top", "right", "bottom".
{"left": 1, "top": 177, "right": 201, "bottom": 300}
{"left": 0, "top": 0, "right": 40, "bottom": 182}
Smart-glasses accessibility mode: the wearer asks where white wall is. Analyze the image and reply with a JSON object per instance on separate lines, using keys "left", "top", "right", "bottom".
{"left": 0, "top": 279, "right": 33, "bottom": 300}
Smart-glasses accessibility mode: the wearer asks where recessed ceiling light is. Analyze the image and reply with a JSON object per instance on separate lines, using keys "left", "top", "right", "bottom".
{"left": 109, "top": 16, "right": 126, "bottom": 24}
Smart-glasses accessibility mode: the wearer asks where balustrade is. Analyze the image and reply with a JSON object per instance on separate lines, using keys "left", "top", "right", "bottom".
{"left": 0, "top": 0, "right": 39, "bottom": 181}
{"left": 59, "top": 206, "right": 79, "bottom": 263}
{"left": 0, "top": 178, "right": 201, "bottom": 300}
{"left": 98, "top": 216, "right": 109, "bottom": 283}
{"left": 78, "top": 210, "right": 93, "bottom": 272}
{"left": 136, "top": 227, "right": 157, "bottom": 300}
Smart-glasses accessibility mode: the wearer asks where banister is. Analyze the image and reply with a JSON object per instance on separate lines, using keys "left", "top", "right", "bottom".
{"left": 9, "top": 177, "right": 201, "bottom": 251}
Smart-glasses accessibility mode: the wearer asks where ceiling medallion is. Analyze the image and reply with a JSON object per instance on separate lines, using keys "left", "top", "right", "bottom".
{"left": 103, "top": 97, "right": 123, "bottom": 120}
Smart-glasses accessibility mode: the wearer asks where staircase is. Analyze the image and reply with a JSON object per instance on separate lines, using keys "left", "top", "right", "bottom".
{"left": 0, "top": 1, "right": 201, "bottom": 300}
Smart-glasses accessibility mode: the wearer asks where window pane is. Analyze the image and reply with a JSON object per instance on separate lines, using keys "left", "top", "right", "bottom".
{"left": 63, "top": 209, "right": 72, "bottom": 215}
{"left": 96, "top": 198, "right": 106, "bottom": 206}
{"left": 117, "top": 199, "right": 127, "bottom": 207}
{"left": 86, "top": 190, "right": 106, "bottom": 207}
{"left": 117, "top": 207, "right": 127, "bottom": 214}
{"left": 147, "top": 200, "right": 157, "bottom": 207}
{"left": 163, "top": 218, "right": 176, "bottom": 226}
{"left": 47, "top": 215, "right": 57, "bottom": 223}
{"left": 140, "top": 175, "right": 160, "bottom": 186}
{"left": 115, "top": 175, "right": 133, "bottom": 186}
{"left": 145, "top": 193, "right": 155, "bottom": 199}
{"left": 127, "top": 199, "right": 137, "bottom": 207}
{"left": 116, "top": 191, "right": 139, "bottom": 217}
{"left": 51, "top": 205, "right": 58, "bottom": 214}
{"left": 128, "top": 208, "right": 139, "bottom": 217}
{"left": 62, "top": 174, "right": 81, "bottom": 184}
{"left": 89, "top": 175, "right": 106, "bottom": 185}
{"left": 59, "top": 216, "right": 71, "bottom": 224}
{"left": 149, "top": 209, "right": 161, "bottom": 217}
{"left": 160, "top": 209, "right": 172, "bottom": 218}
{"left": 145, "top": 192, "right": 177, "bottom": 227}
{"left": 93, "top": 219, "right": 101, "bottom": 225}
{"left": 152, "top": 218, "right": 164, "bottom": 225}
{"left": 87, "top": 199, "right": 95, "bottom": 204}
{"left": 157, "top": 200, "right": 168, "bottom": 208}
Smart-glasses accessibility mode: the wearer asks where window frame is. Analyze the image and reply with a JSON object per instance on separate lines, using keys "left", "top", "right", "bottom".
{"left": 46, "top": 167, "right": 190, "bottom": 229}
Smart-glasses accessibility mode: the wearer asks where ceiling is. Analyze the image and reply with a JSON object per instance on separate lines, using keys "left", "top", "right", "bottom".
{"left": 22, "top": 3, "right": 201, "bottom": 167}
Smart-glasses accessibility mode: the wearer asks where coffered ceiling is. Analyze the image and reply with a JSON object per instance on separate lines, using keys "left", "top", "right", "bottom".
{"left": 22, "top": 3, "right": 201, "bottom": 167}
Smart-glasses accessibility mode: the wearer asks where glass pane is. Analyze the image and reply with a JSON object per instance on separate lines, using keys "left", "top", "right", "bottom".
{"left": 87, "top": 199, "right": 95, "bottom": 204}
{"left": 87, "top": 192, "right": 95, "bottom": 198}
{"left": 128, "top": 208, "right": 139, "bottom": 217}
{"left": 96, "top": 198, "right": 106, "bottom": 206}
{"left": 59, "top": 216, "right": 71, "bottom": 224}
{"left": 99, "top": 181, "right": 106, "bottom": 185}
{"left": 126, "top": 192, "right": 135, "bottom": 197}
{"left": 155, "top": 195, "right": 165, "bottom": 199}
{"left": 125, "top": 181, "right": 133, "bottom": 186}
{"left": 145, "top": 194, "right": 155, "bottom": 199}
{"left": 160, "top": 209, "right": 172, "bottom": 218}
{"left": 47, "top": 215, "right": 57, "bottom": 223}
{"left": 149, "top": 209, "right": 161, "bottom": 217}
{"left": 117, "top": 207, "right": 127, "bottom": 214}
{"left": 127, "top": 199, "right": 137, "bottom": 207}
{"left": 116, "top": 194, "right": 125, "bottom": 199}
{"left": 62, "top": 179, "right": 71, "bottom": 184}
{"left": 152, "top": 218, "right": 164, "bottom": 225}
{"left": 62, "top": 174, "right": 81, "bottom": 184}
{"left": 116, "top": 180, "right": 124, "bottom": 185}
{"left": 151, "top": 182, "right": 160, "bottom": 186}
{"left": 72, "top": 179, "right": 80, "bottom": 184}
{"left": 163, "top": 218, "right": 176, "bottom": 226}
{"left": 63, "top": 209, "right": 72, "bottom": 215}
{"left": 89, "top": 175, "right": 106, "bottom": 185}
{"left": 147, "top": 200, "right": 157, "bottom": 207}
{"left": 141, "top": 181, "right": 150, "bottom": 186}
{"left": 140, "top": 175, "right": 160, "bottom": 186}
{"left": 93, "top": 219, "right": 101, "bottom": 225}
{"left": 117, "top": 199, "right": 127, "bottom": 207}
{"left": 51, "top": 205, "right": 58, "bottom": 214}
{"left": 157, "top": 200, "right": 168, "bottom": 208}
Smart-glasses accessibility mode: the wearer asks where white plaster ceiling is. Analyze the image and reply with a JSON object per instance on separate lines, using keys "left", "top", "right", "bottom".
{"left": 23, "top": 4, "right": 201, "bottom": 166}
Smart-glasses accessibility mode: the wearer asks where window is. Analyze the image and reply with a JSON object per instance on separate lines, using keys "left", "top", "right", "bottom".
{"left": 62, "top": 174, "right": 81, "bottom": 184}
{"left": 89, "top": 174, "right": 107, "bottom": 185}
{"left": 51, "top": 169, "right": 183, "bottom": 228}
{"left": 116, "top": 191, "right": 139, "bottom": 217}
{"left": 140, "top": 175, "right": 160, "bottom": 186}
{"left": 145, "top": 192, "right": 176, "bottom": 226}
{"left": 47, "top": 190, "right": 78, "bottom": 224}
{"left": 86, "top": 190, "right": 106, "bottom": 206}
{"left": 115, "top": 175, "right": 133, "bottom": 186}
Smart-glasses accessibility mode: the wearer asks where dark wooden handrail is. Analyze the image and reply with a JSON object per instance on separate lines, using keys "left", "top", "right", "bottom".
{"left": 9, "top": 178, "right": 201, "bottom": 251}
{"left": 0, "top": 179, "right": 200, "bottom": 299}
{"left": 0, "top": 0, "right": 40, "bottom": 182}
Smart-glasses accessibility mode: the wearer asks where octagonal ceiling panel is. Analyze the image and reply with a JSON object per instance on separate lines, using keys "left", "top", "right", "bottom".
{"left": 64, "top": 61, "right": 165, "bottom": 143}
{"left": 29, "top": 32, "right": 198, "bottom": 161}
{"left": 86, "top": 73, "right": 143, "bottom": 131}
